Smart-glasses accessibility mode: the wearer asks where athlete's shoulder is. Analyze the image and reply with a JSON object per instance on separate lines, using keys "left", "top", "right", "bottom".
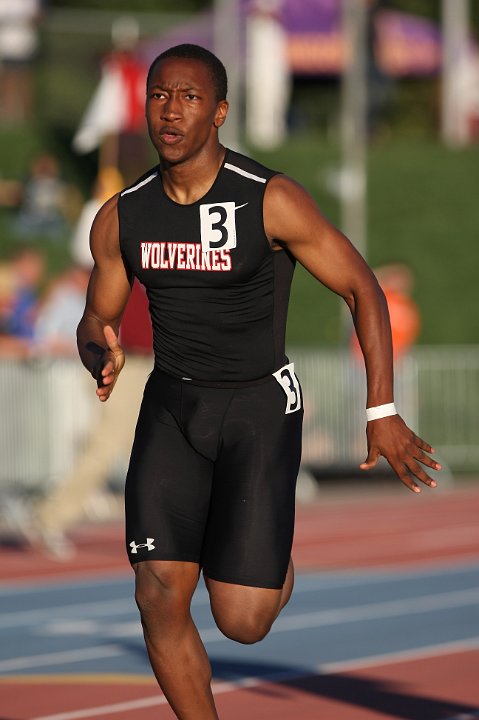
{"left": 90, "top": 193, "right": 121, "bottom": 260}
{"left": 119, "top": 165, "right": 160, "bottom": 200}
{"left": 223, "top": 149, "right": 280, "bottom": 185}
{"left": 93, "top": 192, "right": 119, "bottom": 230}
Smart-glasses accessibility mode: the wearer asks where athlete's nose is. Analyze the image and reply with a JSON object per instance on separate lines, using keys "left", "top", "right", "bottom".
{"left": 161, "top": 94, "right": 182, "bottom": 121}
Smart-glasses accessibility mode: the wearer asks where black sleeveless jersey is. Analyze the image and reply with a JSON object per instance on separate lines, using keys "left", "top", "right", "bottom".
{"left": 118, "top": 149, "right": 295, "bottom": 383}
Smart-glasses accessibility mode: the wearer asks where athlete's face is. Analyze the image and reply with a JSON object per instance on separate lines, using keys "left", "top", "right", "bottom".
{"left": 146, "top": 57, "right": 228, "bottom": 165}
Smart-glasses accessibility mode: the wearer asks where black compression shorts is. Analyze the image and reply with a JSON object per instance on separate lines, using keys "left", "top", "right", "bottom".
{"left": 124, "top": 365, "right": 303, "bottom": 589}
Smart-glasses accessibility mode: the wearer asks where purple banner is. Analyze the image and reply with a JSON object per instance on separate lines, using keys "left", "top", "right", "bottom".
{"left": 140, "top": 0, "right": 446, "bottom": 77}
{"left": 281, "top": 1, "right": 442, "bottom": 75}
{"left": 376, "top": 10, "right": 442, "bottom": 76}
{"left": 281, "top": 0, "right": 339, "bottom": 34}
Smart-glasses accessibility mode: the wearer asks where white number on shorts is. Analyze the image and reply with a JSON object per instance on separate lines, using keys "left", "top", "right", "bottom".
{"left": 273, "top": 362, "right": 302, "bottom": 414}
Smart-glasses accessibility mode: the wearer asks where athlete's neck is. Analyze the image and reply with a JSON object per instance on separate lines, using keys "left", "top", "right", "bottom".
{"left": 160, "top": 144, "right": 226, "bottom": 205}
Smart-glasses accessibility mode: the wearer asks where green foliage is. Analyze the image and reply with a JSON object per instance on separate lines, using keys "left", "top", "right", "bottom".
{"left": 250, "top": 134, "right": 479, "bottom": 347}
{"left": 368, "top": 138, "right": 479, "bottom": 345}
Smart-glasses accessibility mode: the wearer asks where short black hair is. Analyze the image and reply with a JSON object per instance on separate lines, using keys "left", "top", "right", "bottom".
{"left": 146, "top": 44, "right": 228, "bottom": 102}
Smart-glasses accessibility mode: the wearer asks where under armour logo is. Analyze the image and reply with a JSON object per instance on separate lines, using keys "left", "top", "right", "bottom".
{"left": 129, "top": 538, "right": 155, "bottom": 554}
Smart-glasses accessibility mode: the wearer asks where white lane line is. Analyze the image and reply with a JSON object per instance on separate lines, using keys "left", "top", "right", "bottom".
{"left": 27, "top": 674, "right": 280, "bottom": 720}
{"left": 199, "top": 586, "right": 479, "bottom": 644}
{"left": 41, "top": 584, "right": 479, "bottom": 643}
{"left": 0, "top": 598, "right": 135, "bottom": 629}
{"left": 3, "top": 563, "right": 479, "bottom": 629}
{"left": 31, "top": 694, "right": 168, "bottom": 720}
{"left": 2, "top": 586, "right": 478, "bottom": 673}
{"left": 0, "top": 645, "right": 122, "bottom": 673}
{"left": 317, "top": 636, "right": 479, "bottom": 674}
{"left": 271, "top": 585, "right": 479, "bottom": 633}
{"left": 28, "top": 637, "right": 479, "bottom": 720}
{"left": 0, "top": 587, "right": 213, "bottom": 629}
{"left": 10, "top": 584, "right": 479, "bottom": 647}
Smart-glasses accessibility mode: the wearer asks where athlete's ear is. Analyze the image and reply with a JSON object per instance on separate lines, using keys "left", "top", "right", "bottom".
{"left": 213, "top": 100, "right": 229, "bottom": 128}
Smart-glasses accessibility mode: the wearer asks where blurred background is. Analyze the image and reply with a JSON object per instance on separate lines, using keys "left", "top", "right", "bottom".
{"left": 0, "top": 0, "right": 478, "bottom": 552}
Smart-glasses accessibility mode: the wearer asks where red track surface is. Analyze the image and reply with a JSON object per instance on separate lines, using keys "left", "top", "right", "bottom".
{"left": 1, "top": 647, "right": 478, "bottom": 720}
{"left": 1, "top": 482, "right": 478, "bottom": 584}
{"left": 293, "top": 482, "right": 479, "bottom": 571}
{"left": 1, "top": 480, "right": 478, "bottom": 719}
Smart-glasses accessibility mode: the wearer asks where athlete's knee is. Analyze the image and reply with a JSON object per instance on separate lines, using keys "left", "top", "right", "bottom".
{"left": 134, "top": 561, "right": 197, "bottom": 621}
{"left": 213, "top": 607, "right": 275, "bottom": 645}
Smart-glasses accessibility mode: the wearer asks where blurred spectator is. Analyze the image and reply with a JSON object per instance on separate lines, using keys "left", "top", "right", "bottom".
{"left": 71, "top": 165, "right": 124, "bottom": 268}
{"left": 1, "top": 163, "right": 150, "bottom": 557}
{"left": 0, "top": 261, "right": 91, "bottom": 547}
{"left": 32, "top": 264, "right": 90, "bottom": 356}
{"left": 0, "top": 0, "right": 41, "bottom": 124}
{"left": 32, "top": 279, "right": 152, "bottom": 559}
{"left": 73, "top": 16, "right": 147, "bottom": 183}
{"left": 351, "top": 263, "right": 421, "bottom": 360}
{"left": 0, "top": 247, "right": 45, "bottom": 357}
{"left": 12, "top": 153, "right": 72, "bottom": 240}
{"left": 0, "top": 258, "right": 15, "bottom": 325}
{"left": 245, "top": 0, "right": 291, "bottom": 150}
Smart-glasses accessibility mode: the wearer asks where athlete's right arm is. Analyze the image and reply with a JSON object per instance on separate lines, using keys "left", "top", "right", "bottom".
{"left": 77, "top": 193, "right": 132, "bottom": 401}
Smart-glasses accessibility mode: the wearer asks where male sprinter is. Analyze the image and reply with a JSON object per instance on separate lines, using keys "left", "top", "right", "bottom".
{"left": 77, "top": 44, "right": 439, "bottom": 719}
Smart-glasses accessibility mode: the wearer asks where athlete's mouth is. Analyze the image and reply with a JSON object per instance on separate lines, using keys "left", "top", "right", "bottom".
{"left": 159, "top": 127, "right": 183, "bottom": 145}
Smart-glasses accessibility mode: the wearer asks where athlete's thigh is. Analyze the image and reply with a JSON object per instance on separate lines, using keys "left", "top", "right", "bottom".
{"left": 125, "top": 372, "right": 214, "bottom": 565}
{"left": 201, "top": 371, "right": 303, "bottom": 589}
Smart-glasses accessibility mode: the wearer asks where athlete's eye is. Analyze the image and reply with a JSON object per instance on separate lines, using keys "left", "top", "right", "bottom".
{"left": 149, "top": 91, "right": 166, "bottom": 100}
{"left": 185, "top": 94, "right": 199, "bottom": 101}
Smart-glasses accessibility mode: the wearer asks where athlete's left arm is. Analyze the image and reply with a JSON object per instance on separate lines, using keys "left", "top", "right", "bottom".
{"left": 264, "top": 174, "right": 440, "bottom": 493}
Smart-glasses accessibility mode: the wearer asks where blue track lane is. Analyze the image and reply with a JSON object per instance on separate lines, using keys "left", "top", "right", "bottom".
{"left": 1, "top": 561, "right": 479, "bottom": 683}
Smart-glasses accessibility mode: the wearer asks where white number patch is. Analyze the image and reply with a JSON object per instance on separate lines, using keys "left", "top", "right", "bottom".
{"left": 273, "top": 362, "right": 302, "bottom": 414}
{"left": 199, "top": 202, "right": 237, "bottom": 253}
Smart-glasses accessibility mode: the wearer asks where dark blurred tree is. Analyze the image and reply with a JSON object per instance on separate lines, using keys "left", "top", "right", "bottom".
{"left": 49, "top": 0, "right": 211, "bottom": 11}
{"left": 382, "top": 0, "right": 439, "bottom": 21}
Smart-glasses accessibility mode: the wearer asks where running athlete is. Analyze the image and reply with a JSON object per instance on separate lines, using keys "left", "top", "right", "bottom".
{"left": 77, "top": 44, "right": 440, "bottom": 720}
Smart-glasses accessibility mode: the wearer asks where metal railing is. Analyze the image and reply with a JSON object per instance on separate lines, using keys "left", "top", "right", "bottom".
{"left": 0, "top": 346, "right": 478, "bottom": 494}
{"left": 293, "top": 345, "right": 479, "bottom": 472}
{"left": 0, "top": 359, "right": 94, "bottom": 491}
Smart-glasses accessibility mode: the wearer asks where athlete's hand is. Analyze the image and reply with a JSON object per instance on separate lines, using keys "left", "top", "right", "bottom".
{"left": 360, "top": 414, "right": 441, "bottom": 493}
{"left": 95, "top": 325, "right": 125, "bottom": 402}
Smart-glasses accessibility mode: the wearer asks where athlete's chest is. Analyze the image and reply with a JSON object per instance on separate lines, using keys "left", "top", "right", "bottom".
{"left": 120, "top": 183, "right": 271, "bottom": 288}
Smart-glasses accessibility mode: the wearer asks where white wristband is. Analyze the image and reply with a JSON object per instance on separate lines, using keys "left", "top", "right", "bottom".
{"left": 366, "top": 403, "right": 397, "bottom": 421}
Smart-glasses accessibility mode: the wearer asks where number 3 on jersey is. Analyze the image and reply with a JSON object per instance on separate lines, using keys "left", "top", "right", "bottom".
{"left": 200, "top": 202, "right": 237, "bottom": 253}
{"left": 273, "top": 362, "right": 302, "bottom": 414}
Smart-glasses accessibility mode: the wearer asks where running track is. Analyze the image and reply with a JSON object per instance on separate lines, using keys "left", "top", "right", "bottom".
{"left": 0, "top": 480, "right": 478, "bottom": 720}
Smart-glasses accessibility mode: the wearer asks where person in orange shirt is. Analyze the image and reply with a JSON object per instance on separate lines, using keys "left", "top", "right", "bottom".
{"left": 352, "top": 263, "right": 421, "bottom": 359}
